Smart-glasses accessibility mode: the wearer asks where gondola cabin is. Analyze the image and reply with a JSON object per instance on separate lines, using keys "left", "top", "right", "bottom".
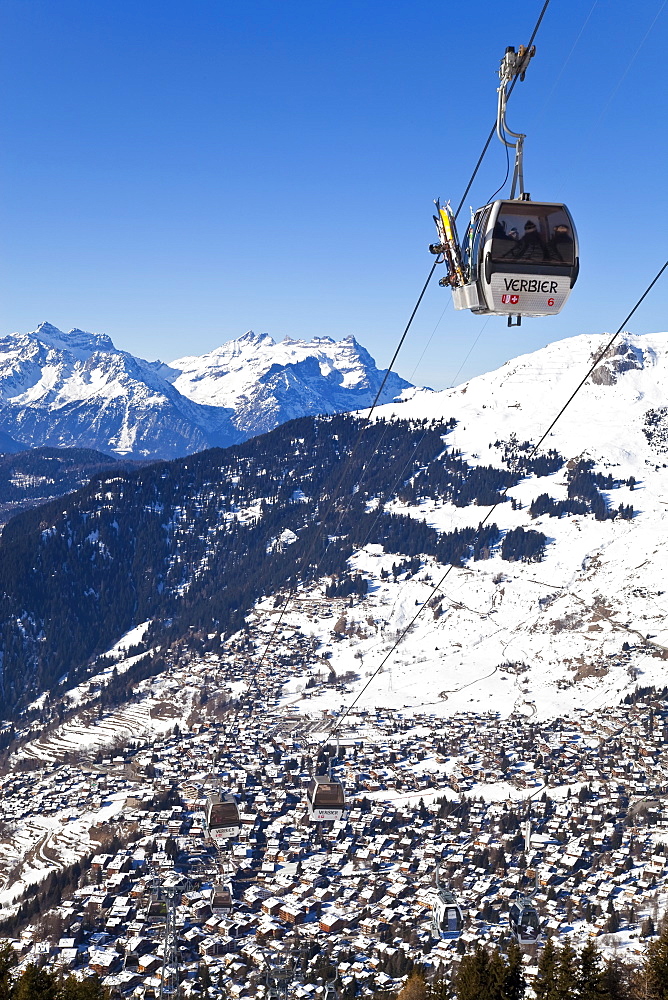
{"left": 206, "top": 793, "right": 241, "bottom": 844}
{"left": 306, "top": 776, "right": 346, "bottom": 822}
{"left": 509, "top": 895, "right": 540, "bottom": 944}
{"left": 431, "top": 888, "right": 464, "bottom": 940}
{"left": 445, "top": 199, "right": 578, "bottom": 322}
{"left": 210, "top": 882, "right": 233, "bottom": 916}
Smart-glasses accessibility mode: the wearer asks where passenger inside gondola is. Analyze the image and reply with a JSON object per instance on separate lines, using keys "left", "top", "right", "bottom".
{"left": 504, "top": 219, "right": 546, "bottom": 261}
{"left": 443, "top": 907, "right": 461, "bottom": 933}
{"left": 547, "top": 223, "right": 574, "bottom": 262}
{"left": 491, "top": 205, "right": 575, "bottom": 265}
{"left": 209, "top": 801, "right": 239, "bottom": 827}
{"left": 519, "top": 908, "right": 540, "bottom": 937}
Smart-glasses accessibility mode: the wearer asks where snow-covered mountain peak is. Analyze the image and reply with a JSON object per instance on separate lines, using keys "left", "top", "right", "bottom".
{"left": 370, "top": 330, "right": 668, "bottom": 474}
{"left": 237, "top": 329, "right": 274, "bottom": 347}
{"left": 170, "top": 330, "right": 413, "bottom": 431}
{"left": 32, "top": 322, "right": 117, "bottom": 360}
{"left": 0, "top": 323, "right": 415, "bottom": 458}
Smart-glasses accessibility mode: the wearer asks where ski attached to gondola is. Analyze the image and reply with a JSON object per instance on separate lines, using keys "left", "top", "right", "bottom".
{"left": 432, "top": 200, "right": 465, "bottom": 287}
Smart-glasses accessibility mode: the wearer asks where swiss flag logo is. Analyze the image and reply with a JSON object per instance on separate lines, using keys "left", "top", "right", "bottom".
{"left": 502, "top": 294, "right": 520, "bottom": 305}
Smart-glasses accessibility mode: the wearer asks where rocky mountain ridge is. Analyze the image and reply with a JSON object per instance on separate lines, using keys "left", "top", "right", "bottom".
{"left": 0, "top": 323, "right": 413, "bottom": 459}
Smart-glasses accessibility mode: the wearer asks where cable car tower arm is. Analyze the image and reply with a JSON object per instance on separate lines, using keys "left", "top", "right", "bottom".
{"left": 497, "top": 45, "right": 535, "bottom": 199}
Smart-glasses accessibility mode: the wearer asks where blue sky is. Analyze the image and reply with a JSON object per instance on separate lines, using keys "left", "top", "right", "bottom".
{"left": 0, "top": 0, "right": 665, "bottom": 390}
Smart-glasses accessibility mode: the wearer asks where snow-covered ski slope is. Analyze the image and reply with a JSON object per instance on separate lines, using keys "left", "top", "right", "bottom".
{"left": 273, "top": 331, "right": 668, "bottom": 722}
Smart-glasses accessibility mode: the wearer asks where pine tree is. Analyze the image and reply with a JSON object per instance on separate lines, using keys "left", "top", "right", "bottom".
{"left": 599, "top": 957, "right": 633, "bottom": 1000}
{"left": 455, "top": 946, "right": 488, "bottom": 1000}
{"left": 198, "top": 962, "right": 212, "bottom": 999}
{"left": 12, "top": 964, "right": 59, "bottom": 1000}
{"left": 455, "top": 945, "right": 506, "bottom": 1000}
{"left": 534, "top": 937, "right": 558, "bottom": 1000}
{"left": 579, "top": 941, "right": 604, "bottom": 1000}
{"left": 487, "top": 950, "right": 507, "bottom": 1000}
{"left": 644, "top": 923, "right": 668, "bottom": 1000}
{"left": 426, "top": 972, "right": 451, "bottom": 1000}
{"left": 59, "top": 975, "right": 107, "bottom": 1000}
{"left": 504, "top": 940, "right": 526, "bottom": 1000}
{"left": 398, "top": 972, "right": 428, "bottom": 1000}
{"left": 0, "top": 943, "right": 15, "bottom": 1000}
{"left": 555, "top": 940, "right": 579, "bottom": 1000}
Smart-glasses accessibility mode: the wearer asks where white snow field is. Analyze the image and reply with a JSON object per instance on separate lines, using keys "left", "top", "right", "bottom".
{"left": 270, "top": 331, "right": 668, "bottom": 721}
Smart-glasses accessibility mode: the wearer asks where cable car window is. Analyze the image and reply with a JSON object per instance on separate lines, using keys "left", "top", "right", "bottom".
{"left": 491, "top": 205, "right": 575, "bottom": 265}
{"left": 209, "top": 803, "right": 238, "bottom": 825}
{"left": 313, "top": 782, "right": 344, "bottom": 805}
{"left": 472, "top": 207, "right": 491, "bottom": 278}
{"left": 463, "top": 207, "right": 490, "bottom": 280}
{"left": 523, "top": 910, "right": 539, "bottom": 930}
{"left": 444, "top": 908, "right": 459, "bottom": 930}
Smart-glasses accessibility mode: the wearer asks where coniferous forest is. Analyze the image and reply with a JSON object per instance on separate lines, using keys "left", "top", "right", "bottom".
{"left": 390, "top": 925, "right": 668, "bottom": 1000}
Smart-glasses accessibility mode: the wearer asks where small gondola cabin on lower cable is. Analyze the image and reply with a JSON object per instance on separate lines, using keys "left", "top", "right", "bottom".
{"left": 509, "top": 895, "right": 541, "bottom": 944}
{"left": 433, "top": 197, "right": 579, "bottom": 326}
{"left": 306, "top": 776, "right": 346, "bottom": 822}
{"left": 206, "top": 793, "right": 241, "bottom": 845}
{"left": 431, "top": 888, "right": 464, "bottom": 940}
{"left": 210, "top": 882, "right": 233, "bottom": 916}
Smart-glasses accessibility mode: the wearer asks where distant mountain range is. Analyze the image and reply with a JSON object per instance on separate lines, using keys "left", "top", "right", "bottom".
{"left": 0, "top": 324, "right": 414, "bottom": 459}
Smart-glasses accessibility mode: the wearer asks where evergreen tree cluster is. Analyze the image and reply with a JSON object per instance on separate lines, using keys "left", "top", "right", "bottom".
{"left": 624, "top": 684, "right": 668, "bottom": 705}
{"left": 391, "top": 557, "right": 422, "bottom": 579}
{"left": 0, "top": 447, "right": 120, "bottom": 505}
{"left": 0, "top": 947, "right": 106, "bottom": 1000}
{"left": 324, "top": 573, "right": 368, "bottom": 598}
{"left": 530, "top": 460, "right": 634, "bottom": 522}
{"left": 495, "top": 436, "right": 564, "bottom": 478}
{"left": 349, "top": 514, "right": 501, "bottom": 569}
{"left": 533, "top": 936, "right": 635, "bottom": 1000}
{"left": 643, "top": 407, "right": 668, "bottom": 453}
{"left": 501, "top": 526, "right": 547, "bottom": 562}
{"left": 397, "top": 451, "right": 518, "bottom": 509}
{"left": 394, "top": 928, "right": 668, "bottom": 1000}
{"left": 454, "top": 940, "right": 525, "bottom": 1000}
